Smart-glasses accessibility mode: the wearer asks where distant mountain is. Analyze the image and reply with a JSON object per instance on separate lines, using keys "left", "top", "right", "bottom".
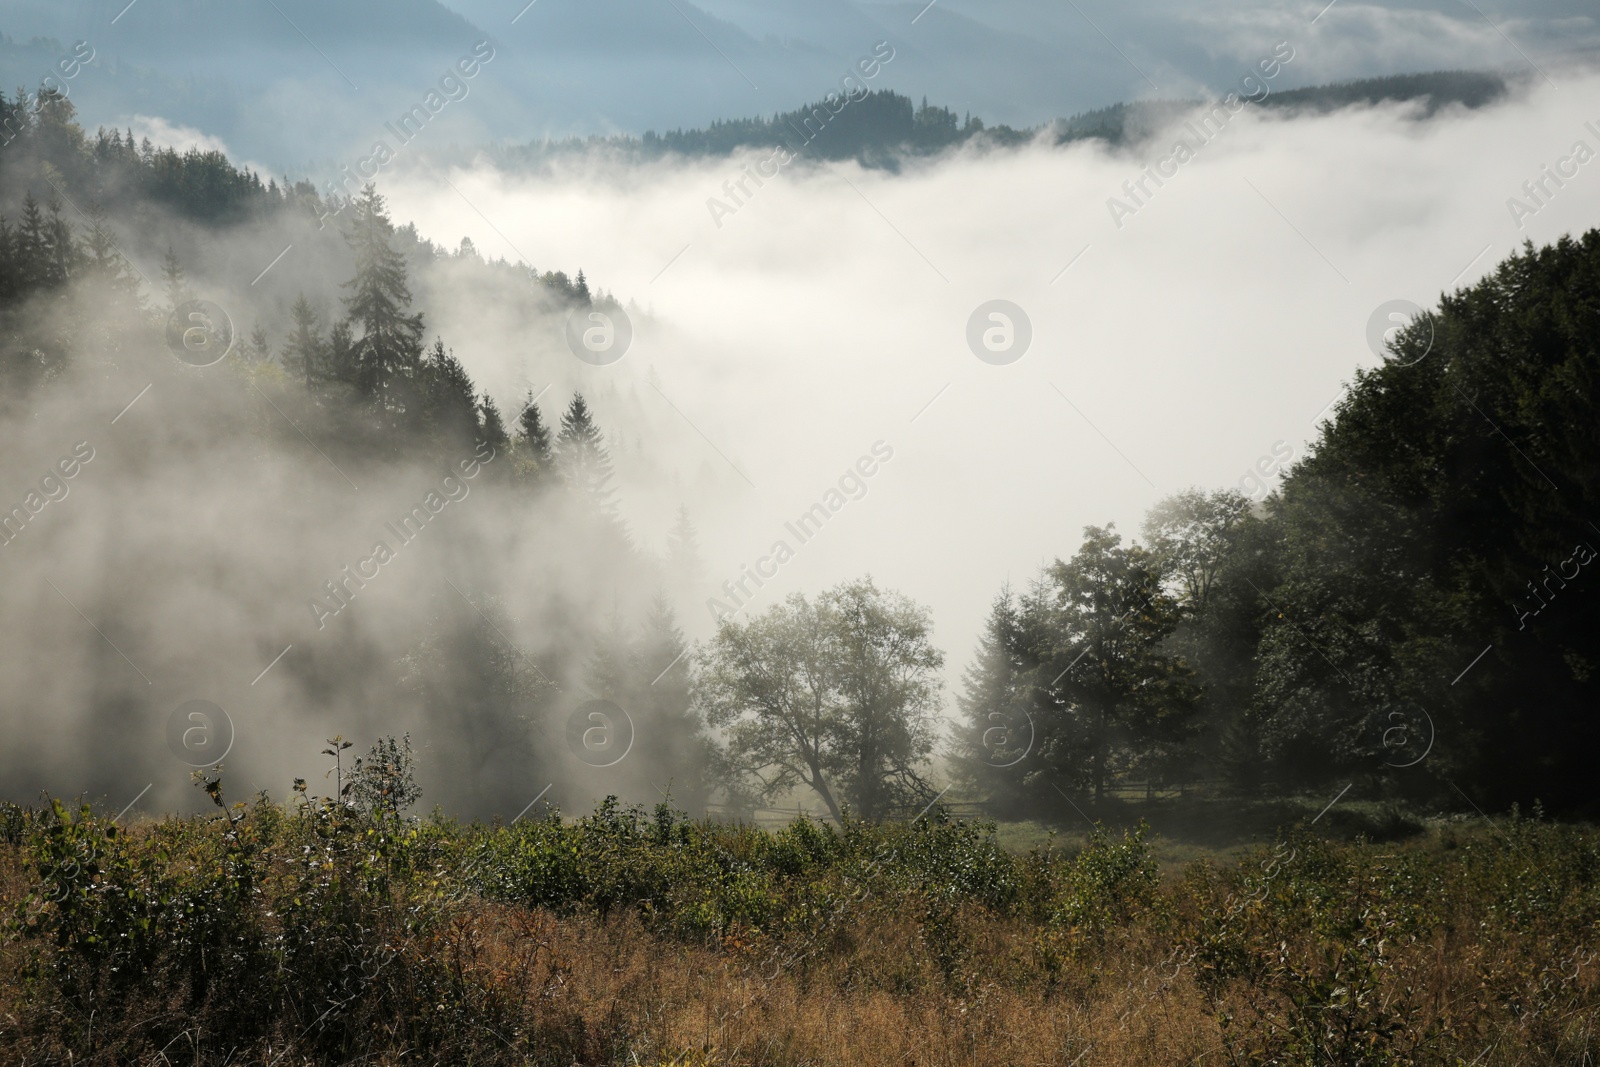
{"left": 482, "top": 69, "right": 1514, "bottom": 174}
{"left": 1047, "top": 70, "right": 1511, "bottom": 145}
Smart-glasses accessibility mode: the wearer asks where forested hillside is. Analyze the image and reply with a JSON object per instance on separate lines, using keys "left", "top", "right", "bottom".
{"left": 2, "top": 78, "right": 1597, "bottom": 824}
{"left": 955, "top": 231, "right": 1600, "bottom": 813}
{"left": 491, "top": 69, "right": 1511, "bottom": 171}
{"left": 0, "top": 88, "right": 723, "bottom": 818}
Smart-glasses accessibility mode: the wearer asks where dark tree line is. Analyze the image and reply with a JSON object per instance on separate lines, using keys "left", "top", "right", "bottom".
{"left": 494, "top": 90, "right": 1026, "bottom": 172}
{"left": 490, "top": 71, "right": 1509, "bottom": 174}
{"left": 959, "top": 232, "right": 1600, "bottom": 815}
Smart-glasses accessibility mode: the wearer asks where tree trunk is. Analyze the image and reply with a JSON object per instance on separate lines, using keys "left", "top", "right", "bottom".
{"left": 808, "top": 764, "right": 844, "bottom": 823}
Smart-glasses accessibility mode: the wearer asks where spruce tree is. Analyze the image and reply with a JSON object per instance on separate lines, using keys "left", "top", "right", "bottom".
{"left": 953, "top": 586, "right": 1034, "bottom": 811}
{"left": 245, "top": 322, "right": 270, "bottom": 363}
{"left": 76, "top": 205, "right": 142, "bottom": 356}
{"left": 341, "top": 185, "right": 424, "bottom": 408}
{"left": 514, "top": 392, "right": 554, "bottom": 485}
{"left": 44, "top": 198, "right": 75, "bottom": 287}
{"left": 631, "top": 594, "right": 718, "bottom": 811}
{"left": 326, "top": 320, "right": 358, "bottom": 385}
{"left": 81, "top": 207, "right": 140, "bottom": 306}
{"left": 16, "top": 194, "right": 47, "bottom": 277}
{"left": 478, "top": 392, "right": 509, "bottom": 456}
{"left": 0, "top": 222, "right": 15, "bottom": 303}
{"left": 663, "top": 505, "right": 706, "bottom": 604}
{"left": 281, "top": 294, "right": 325, "bottom": 389}
{"left": 556, "top": 393, "right": 618, "bottom": 514}
{"left": 418, "top": 338, "right": 477, "bottom": 446}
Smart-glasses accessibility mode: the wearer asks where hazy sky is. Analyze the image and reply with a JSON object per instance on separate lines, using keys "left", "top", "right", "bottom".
{"left": 1, "top": 0, "right": 1595, "bottom": 169}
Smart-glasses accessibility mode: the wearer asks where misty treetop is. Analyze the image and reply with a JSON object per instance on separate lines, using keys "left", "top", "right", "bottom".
{"left": 0, "top": 98, "right": 723, "bottom": 817}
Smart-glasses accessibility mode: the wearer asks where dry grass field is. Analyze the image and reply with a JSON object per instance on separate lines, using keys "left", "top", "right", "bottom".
{"left": 2, "top": 787, "right": 1598, "bottom": 1066}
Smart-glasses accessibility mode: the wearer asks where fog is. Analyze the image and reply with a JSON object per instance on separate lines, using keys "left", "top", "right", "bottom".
{"left": 3, "top": 64, "right": 1597, "bottom": 822}
{"left": 383, "top": 66, "right": 1600, "bottom": 687}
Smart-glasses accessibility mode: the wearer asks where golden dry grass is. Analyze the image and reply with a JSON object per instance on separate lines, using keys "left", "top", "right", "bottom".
{"left": 2, "top": 804, "right": 1598, "bottom": 1066}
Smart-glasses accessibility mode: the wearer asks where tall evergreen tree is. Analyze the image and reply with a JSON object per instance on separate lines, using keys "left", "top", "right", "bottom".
{"left": 952, "top": 586, "right": 1035, "bottom": 809}
{"left": 244, "top": 322, "right": 270, "bottom": 363}
{"left": 280, "top": 294, "right": 325, "bottom": 389}
{"left": 663, "top": 505, "right": 706, "bottom": 607}
{"left": 631, "top": 594, "right": 719, "bottom": 811}
{"left": 341, "top": 185, "right": 424, "bottom": 408}
{"left": 513, "top": 391, "right": 554, "bottom": 485}
{"left": 417, "top": 338, "right": 477, "bottom": 447}
{"left": 556, "top": 393, "right": 618, "bottom": 514}
{"left": 16, "top": 194, "right": 48, "bottom": 281}
{"left": 43, "top": 199, "right": 75, "bottom": 287}
{"left": 80, "top": 207, "right": 140, "bottom": 310}
{"left": 0, "top": 221, "right": 16, "bottom": 302}
{"left": 326, "top": 319, "right": 358, "bottom": 385}
{"left": 478, "top": 392, "right": 510, "bottom": 458}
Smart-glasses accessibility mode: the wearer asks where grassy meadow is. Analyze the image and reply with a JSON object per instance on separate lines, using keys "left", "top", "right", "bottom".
{"left": 1, "top": 774, "right": 1598, "bottom": 1066}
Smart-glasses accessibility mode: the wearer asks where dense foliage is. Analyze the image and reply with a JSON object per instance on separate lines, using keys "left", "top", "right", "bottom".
{"left": 3, "top": 779, "right": 1599, "bottom": 1064}
{"left": 958, "top": 232, "right": 1600, "bottom": 814}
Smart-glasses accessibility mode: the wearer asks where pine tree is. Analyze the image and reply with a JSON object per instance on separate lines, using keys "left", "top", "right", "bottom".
{"left": 16, "top": 194, "right": 47, "bottom": 280}
{"left": 80, "top": 206, "right": 140, "bottom": 316}
{"left": 418, "top": 338, "right": 477, "bottom": 446}
{"left": 281, "top": 294, "right": 325, "bottom": 389}
{"left": 0, "top": 221, "right": 15, "bottom": 303}
{"left": 326, "top": 319, "right": 358, "bottom": 385}
{"left": 631, "top": 594, "right": 718, "bottom": 811}
{"left": 513, "top": 391, "right": 554, "bottom": 484}
{"left": 584, "top": 604, "right": 632, "bottom": 701}
{"left": 341, "top": 185, "right": 424, "bottom": 408}
{"left": 478, "top": 392, "right": 509, "bottom": 456}
{"left": 556, "top": 393, "right": 618, "bottom": 514}
{"left": 43, "top": 199, "right": 76, "bottom": 287}
{"left": 953, "top": 586, "right": 1034, "bottom": 811}
{"left": 0, "top": 92, "right": 34, "bottom": 150}
{"left": 663, "top": 505, "right": 705, "bottom": 603}
{"left": 245, "top": 322, "right": 270, "bottom": 363}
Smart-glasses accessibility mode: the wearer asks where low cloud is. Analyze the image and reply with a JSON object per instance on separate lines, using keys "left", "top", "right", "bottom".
{"left": 381, "top": 68, "right": 1600, "bottom": 687}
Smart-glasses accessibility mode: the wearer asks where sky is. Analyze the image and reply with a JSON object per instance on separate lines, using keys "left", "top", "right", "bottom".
{"left": 0, "top": 0, "right": 1596, "bottom": 170}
